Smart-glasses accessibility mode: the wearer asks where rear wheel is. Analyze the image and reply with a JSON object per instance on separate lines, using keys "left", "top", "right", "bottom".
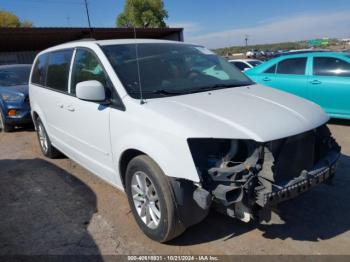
{"left": 125, "top": 155, "right": 184, "bottom": 242}
{"left": 0, "top": 111, "right": 13, "bottom": 132}
{"left": 35, "top": 117, "right": 61, "bottom": 158}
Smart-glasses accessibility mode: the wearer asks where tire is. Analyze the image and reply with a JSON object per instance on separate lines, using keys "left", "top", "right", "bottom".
{"left": 125, "top": 155, "right": 185, "bottom": 242}
{"left": 0, "top": 111, "right": 13, "bottom": 132}
{"left": 35, "top": 117, "right": 61, "bottom": 158}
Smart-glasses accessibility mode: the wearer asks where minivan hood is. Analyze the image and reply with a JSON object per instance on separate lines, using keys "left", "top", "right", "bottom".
{"left": 145, "top": 84, "right": 329, "bottom": 142}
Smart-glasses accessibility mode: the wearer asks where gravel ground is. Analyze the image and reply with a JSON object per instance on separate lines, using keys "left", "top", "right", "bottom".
{"left": 0, "top": 121, "right": 349, "bottom": 256}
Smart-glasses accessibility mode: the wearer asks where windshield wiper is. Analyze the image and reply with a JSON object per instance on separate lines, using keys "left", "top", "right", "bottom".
{"left": 150, "top": 84, "right": 248, "bottom": 96}
{"left": 146, "top": 89, "right": 185, "bottom": 95}
{"left": 129, "top": 83, "right": 252, "bottom": 97}
{"left": 129, "top": 89, "right": 186, "bottom": 97}
{"left": 180, "top": 83, "right": 250, "bottom": 94}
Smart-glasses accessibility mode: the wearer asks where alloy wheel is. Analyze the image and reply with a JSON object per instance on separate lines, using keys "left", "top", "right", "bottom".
{"left": 37, "top": 122, "right": 48, "bottom": 153}
{"left": 131, "top": 171, "right": 161, "bottom": 229}
{"left": 0, "top": 114, "right": 3, "bottom": 131}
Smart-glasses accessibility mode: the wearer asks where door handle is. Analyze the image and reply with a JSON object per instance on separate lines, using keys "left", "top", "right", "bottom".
{"left": 310, "top": 80, "right": 322, "bottom": 85}
{"left": 66, "top": 105, "right": 75, "bottom": 112}
{"left": 263, "top": 77, "right": 271, "bottom": 82}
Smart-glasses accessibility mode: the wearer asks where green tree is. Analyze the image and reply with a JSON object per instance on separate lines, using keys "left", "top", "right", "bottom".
{"left": 116, "top": 0, "right": 168, "bottom": 28}
{"left": 0, "top": 10, "right": 33, "bottom": 28}
{"left": 0, "top": 10, "right": 20, "bottom": 27}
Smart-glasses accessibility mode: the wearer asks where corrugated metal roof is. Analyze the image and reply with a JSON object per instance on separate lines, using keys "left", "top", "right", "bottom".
{"left": 0, "top": 51, "right": 37, "bottom": 65}
{"left": 0, "top": 27, "right": 184, "bottom": 52}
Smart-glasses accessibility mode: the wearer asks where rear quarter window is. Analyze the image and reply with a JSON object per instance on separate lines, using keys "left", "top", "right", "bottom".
{"left": 46, "top": 50, "right": 73, "bottom": 92}
{"left": 31, "top": 53, "right": 48, "bottom": 86}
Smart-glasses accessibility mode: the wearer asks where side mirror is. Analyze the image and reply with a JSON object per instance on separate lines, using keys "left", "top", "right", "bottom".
{"left": 76, "top": 80, "right": 106, "bottom": 102}
{"left": 243, "top": 67, "right": 250, "bottom": 72}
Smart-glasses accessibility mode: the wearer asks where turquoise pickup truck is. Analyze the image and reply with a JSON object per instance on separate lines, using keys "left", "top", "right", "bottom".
{"left": 246, "top": 52, "right": 350, "bottom": 119}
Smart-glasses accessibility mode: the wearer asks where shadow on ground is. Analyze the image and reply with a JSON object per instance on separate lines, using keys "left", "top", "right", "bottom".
{"left": 170, "top": 153, "right": 350, "bottom": 245}
{"left": 0, "top": 158, "right": 102, "bottom": 258}
{"left": 10, "top": 123, "right": 35, "bottom": 133}
{"left": 329, "top": 119, "right": 350, "bottom": 126}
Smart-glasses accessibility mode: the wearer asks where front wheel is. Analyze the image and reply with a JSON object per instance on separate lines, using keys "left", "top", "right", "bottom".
{"left": 125, "top": 155, "right": 185, "bottom": 242}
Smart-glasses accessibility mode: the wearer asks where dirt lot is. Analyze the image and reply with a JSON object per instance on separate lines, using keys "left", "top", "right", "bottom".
{"left": 0, "top": 121, "right": 350, "bottom": 256}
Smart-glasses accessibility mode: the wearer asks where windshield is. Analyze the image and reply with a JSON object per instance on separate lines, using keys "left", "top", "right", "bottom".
{"left": 102, "top": 43, "right": 253, "bottom": 99}
{"left": 0, "top": 66, "right": 31, "bottom": 87}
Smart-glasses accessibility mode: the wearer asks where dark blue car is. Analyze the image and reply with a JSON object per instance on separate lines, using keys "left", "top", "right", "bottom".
{"left": 0, "top": 64, "right": 32, "bottom": 132}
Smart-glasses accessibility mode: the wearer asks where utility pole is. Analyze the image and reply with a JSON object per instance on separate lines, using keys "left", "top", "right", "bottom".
{"left": 244, "top": 35, "right": 249, "bottom": 47}
{"left": 84, "top": 0, "right": 93, "bottom": 38}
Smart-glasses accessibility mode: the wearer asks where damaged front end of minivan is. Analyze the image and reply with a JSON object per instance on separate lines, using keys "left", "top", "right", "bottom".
{"left": 186, "top": 124, "right": 341, "bottom": 223}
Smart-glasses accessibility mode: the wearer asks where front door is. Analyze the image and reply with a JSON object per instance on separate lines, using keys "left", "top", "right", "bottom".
{"left": 62, "top": 48, "right": 115, "bottom": 183}
{"left": 261, "top": 56, "right": 308, "bottom": 99}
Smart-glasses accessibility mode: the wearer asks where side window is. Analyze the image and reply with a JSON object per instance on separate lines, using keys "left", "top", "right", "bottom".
{"left": 264, "top": 64, "right": 276, "bottom": 74}
{"left": 31, "top": 53, "right": 48, "bottom": 86}
{"left": 232, "top": 62, "right": 248, "bottom": 71}
{"left": 71, "top": 49, "right": 108, "bottom": 95}
{"left": 46, "top": 50, "right": 73, "bottom": 92}
{"left": 276, "top": 57, "right": 307, "bottom": 75}
{"left": 313, "top": 57, "right": 350, "bottom": 77}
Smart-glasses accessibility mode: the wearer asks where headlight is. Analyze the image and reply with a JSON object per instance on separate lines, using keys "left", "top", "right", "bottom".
{"left": 0, "top": 93, "right": 23, "bottom": 102}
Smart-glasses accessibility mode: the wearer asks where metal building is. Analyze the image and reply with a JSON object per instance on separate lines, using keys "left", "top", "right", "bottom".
{"left": 0, "top": 27, "right": 184, "bottom": 65}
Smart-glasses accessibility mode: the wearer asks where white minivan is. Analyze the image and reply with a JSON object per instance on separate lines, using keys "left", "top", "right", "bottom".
{"left": 29, "top": 39, "right": 340, "bottom": 242}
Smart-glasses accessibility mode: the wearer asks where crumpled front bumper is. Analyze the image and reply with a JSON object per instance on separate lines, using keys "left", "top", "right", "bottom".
{"left": 189, "top": 125, "right": 341, "bottom": 223}
{"left": 257, "top": 150, "right": 340, "bottom": 207}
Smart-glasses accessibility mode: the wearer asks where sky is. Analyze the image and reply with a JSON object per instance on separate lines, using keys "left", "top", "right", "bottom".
{"left": 1, "top": 0, "right": 350, "bottom": 48}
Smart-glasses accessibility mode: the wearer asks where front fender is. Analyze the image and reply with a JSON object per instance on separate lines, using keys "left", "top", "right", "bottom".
{"left": 112, "top": 132, "right": 200, "bottom": 183}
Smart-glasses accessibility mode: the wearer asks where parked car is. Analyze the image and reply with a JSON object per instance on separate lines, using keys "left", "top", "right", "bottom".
{"left": 229, "top": 59, "right": 263, "bottom": 71}
{"left": 0, "top": 64, "right": 32, "bottom": 132}
{"left": 246, "top": 49, "right": 259, "bottom": 58}
{"left": 272, "top": 49, "right": 328, "bottom": 58}
{"left": 264, "top": 50, "right": 275, "bottom": 58}
{"left": 246, "top": 52, "right": 350, "bottom": 119}
{"left": 29, "top": 40, "right": 340, "bottom": 242}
